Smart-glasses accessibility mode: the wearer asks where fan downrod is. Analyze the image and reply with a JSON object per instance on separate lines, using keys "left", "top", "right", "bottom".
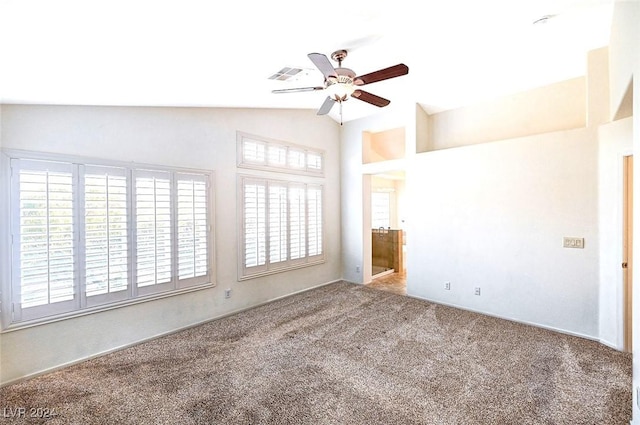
{"left": 330, "top": 50, "right": 348, "bottom": 66}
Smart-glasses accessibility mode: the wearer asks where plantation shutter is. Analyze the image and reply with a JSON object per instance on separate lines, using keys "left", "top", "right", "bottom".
{"left": 306, "top": 152, "right": 323, "bottom": 172}
{"left": 134, "top": 170, "right": 174, "bottom": 295}
{"left": 267, "top": 144, "right": 287, "bottom": 168}
{"left": 83, "top": 166, "right": 130, "bottom": 306}
{"left": 288, "top": 148, "right": 306, "bottom": 170}
{"left": 307, "top": 185, "right": 323, "bottom": 258}
{"left": 239, "top": 176, "right": 324, "bottom": 279}
{"left": 11, "top": 159, "right": 77, "bottom": 321}
{"left": 243, "top": 178, "right": 267, "bottom": 273}
{"left": 268, "top": 182, "right": 288, "bottom": 264}
{"left": 176, "top": 174, "right": 209, "bottom": 286}
{"left": 242, "top": 138, "right": 266, "bottom": 164}
{"left": 289, "top": 184, "right": 306, "bottom": 261}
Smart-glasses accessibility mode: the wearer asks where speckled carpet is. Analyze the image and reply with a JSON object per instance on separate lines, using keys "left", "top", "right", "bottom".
{"left": 0, "top": 281, "right": 632, "bottom": 424}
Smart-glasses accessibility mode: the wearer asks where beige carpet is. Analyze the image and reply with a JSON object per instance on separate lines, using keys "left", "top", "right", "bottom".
{"left": 0, "top": 281, "right": 632, "bottom": 424}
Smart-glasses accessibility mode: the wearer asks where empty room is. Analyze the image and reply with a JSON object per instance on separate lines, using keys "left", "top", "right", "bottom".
{"left": 1, "top": 0, "right": 639, "bottom": 424}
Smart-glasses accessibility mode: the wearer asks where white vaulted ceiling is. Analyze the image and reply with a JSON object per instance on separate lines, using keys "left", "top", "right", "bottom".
{"left": 0, "top": 0, "right": 614, "bottom": 123}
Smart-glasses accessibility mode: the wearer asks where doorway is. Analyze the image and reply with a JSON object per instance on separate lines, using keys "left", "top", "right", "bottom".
{"left": 361, "top": 126, "right": 407, "bottom": 296}
{"left": 623, "top": 155, "right": 633, "bottom": 352}
{"left": 367, "top": 171, "right": 407, "bottom": 295}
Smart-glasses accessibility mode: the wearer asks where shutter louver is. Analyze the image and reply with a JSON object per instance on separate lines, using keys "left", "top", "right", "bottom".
{"left": 17, "top": 166, "right": 75, "bottom": 309}
{"left": 239, "top": 176, "right": 324, "bottom": 279}
{"left": 244, "top": 181, "right": 266, "bottom": 268}
{"left": 268, "top": 183, "right": 288, "bottom": 264}
{"left": 135, "top": 174, "right": 172, "bottom": 288}
{"left": 267, "top": 145, "right": 287, "bottom": 167}
{"left": 289, "top": 184, "right": 306, "bottom": 260}
{"left": 84, "top": 170, "right": 129, "bottom": 298}
{"left": 12, "top": 160, "right": 77, "bottom": 320}
{"left": 8, "top": 155, "right": 214, "bottom": 325}
{"left": 238, "top": 133, "right": 324, "bottom": 176}
{"left": 307, "top": 152, "right": 323, "bottom": 171}
{"left": 242, "top": 139, "right": 266, "bottom": 164}
{"left": 307, "top": 186, "right": 322, "bottom": 257}
{"left": 177, "top": 177, "right": 208, "bottom": 281}
{"left": 288, "top": 148, "right": 306, "bottom": 169}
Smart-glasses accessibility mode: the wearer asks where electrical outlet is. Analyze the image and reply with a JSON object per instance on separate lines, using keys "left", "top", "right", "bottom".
{"left": 444, "top": 281, "right": 451, "bottom": 290}
{"left": 474, "top": 287, "right": 481, "bottom": 296}
{"left": 224, "top": 289, "right": 231, "bottom": 299}
{"left": 356, "top": 265, "right": 361, "bottom": 273}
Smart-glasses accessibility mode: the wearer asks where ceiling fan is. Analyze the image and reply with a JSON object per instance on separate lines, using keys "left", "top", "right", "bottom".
{"left": 272, "top": 49, "right": 409, "bottom": 124}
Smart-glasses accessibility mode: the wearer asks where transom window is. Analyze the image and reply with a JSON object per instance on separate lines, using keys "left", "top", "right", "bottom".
{"left": 237, "top": 132, "right": 324, "bottom": 175}
{"left": 3, "top": 151, "right": 214, "bottom": 328}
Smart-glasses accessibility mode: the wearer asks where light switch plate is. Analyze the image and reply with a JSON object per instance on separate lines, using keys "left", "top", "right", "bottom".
{"left": 563, "top": 237, "right": 584, "bottom": 249}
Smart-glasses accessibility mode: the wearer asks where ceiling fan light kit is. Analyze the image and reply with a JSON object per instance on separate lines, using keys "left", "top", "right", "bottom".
{"left": 272, "top": 49, "right": 409, "bottom": 124}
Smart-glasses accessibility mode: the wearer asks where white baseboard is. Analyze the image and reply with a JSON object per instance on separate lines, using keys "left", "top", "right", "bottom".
{"left": 1, "top": 279, "right": 342, "bottom": 388}
{"left": 406, "top": 292, "right": 606, "bottom": 347}
{"left": 599, "top": 337, "right": 624, "bottom": 352}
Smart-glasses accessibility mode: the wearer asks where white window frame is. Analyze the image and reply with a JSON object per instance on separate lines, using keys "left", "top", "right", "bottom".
{"left": 1, "top": 149, "right": 215, "bottom": 330}
{"left": 238, "top": 174, "right": 324, "bottom": 280}
{"left": 236, "top": 131, "right": 324, "bottom": 176}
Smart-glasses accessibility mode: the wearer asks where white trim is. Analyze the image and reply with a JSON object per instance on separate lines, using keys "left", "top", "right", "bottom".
{"left": 237, "top": 258, "right": 327, "bottom": 281}
{"left": 2, "top": 148, "right": 212, "bottom": 176}
{"left": 1, "top": 282, "right": 214, "bottom": 333}
{"left": 0, "top": 152, "right": 13, "bottom": 328}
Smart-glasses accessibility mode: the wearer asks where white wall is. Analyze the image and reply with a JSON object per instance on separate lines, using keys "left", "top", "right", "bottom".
{"left": 0, "top": 105, "right": 342, "bottom": 385}
{"left": 341, "top": 103, "right": 415, "bottom": 285}
{"left": 609, "top": 0, "right": 638, "bottom": 117}
{"left": 607, "top": 1, "right": 640, "bottom": 423}
{"left": 0, "top": 105, "right": 3, "bottom": 376}
{"left": 429, "top": 77, "right": 586, "bottom": 150}
{"left": 407, "top": 128, "right": 600, "bottom": 338}
{"left": 598, "top": 117, "right": 633, "bottom": 349}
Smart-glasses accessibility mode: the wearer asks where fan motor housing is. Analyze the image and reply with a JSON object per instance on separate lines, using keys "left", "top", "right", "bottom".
{"left": 335, "top": 67, "right": 356, "bottom": 78}
{"left": 327, "top": 67, "right": 356, "bottom": 85}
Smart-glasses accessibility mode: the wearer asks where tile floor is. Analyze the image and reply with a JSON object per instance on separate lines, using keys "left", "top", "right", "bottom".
{"left": 365, "top": 272, "right": 407, "bottom": 296}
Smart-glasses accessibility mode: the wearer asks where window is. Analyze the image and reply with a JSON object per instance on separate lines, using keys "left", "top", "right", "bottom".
{"left": 4, "top": 152, "right": 214, "bottom": 327}
{"left": 371, "top": 191, "right": 391, "bottom": 229}
{"left": 237, "top": 132, "right": 324, "bottom": 175}
{"left": 239, "top": 176, "right": 323, "bottom": 279}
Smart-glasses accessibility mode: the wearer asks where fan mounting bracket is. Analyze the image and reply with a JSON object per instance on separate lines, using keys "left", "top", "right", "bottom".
{"left": 330, "top": 49, "right": 348, "bottom": 65}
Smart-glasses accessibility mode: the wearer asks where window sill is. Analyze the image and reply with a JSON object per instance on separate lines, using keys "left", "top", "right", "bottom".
{"left": 1, "top": 282, "right": 216, "bottom": 333}
{"left": 239, "top": 258, "right": 325, "bottom": 281}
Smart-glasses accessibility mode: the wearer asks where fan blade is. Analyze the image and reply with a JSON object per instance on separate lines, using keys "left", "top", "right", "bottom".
{"left": 354, "top": 64, "right": 409, "bottom": 86}
{"left": 351, "top": 90, "right": 390, "bottom": 107}
{"left": 317, "top": 97, "right": 336, "bottom": 115}
{"left": 272, "top": 86, "right": 324, "bottom": 94}
{"left": 308, "top": 53, "right": 338, "bottom": 80}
